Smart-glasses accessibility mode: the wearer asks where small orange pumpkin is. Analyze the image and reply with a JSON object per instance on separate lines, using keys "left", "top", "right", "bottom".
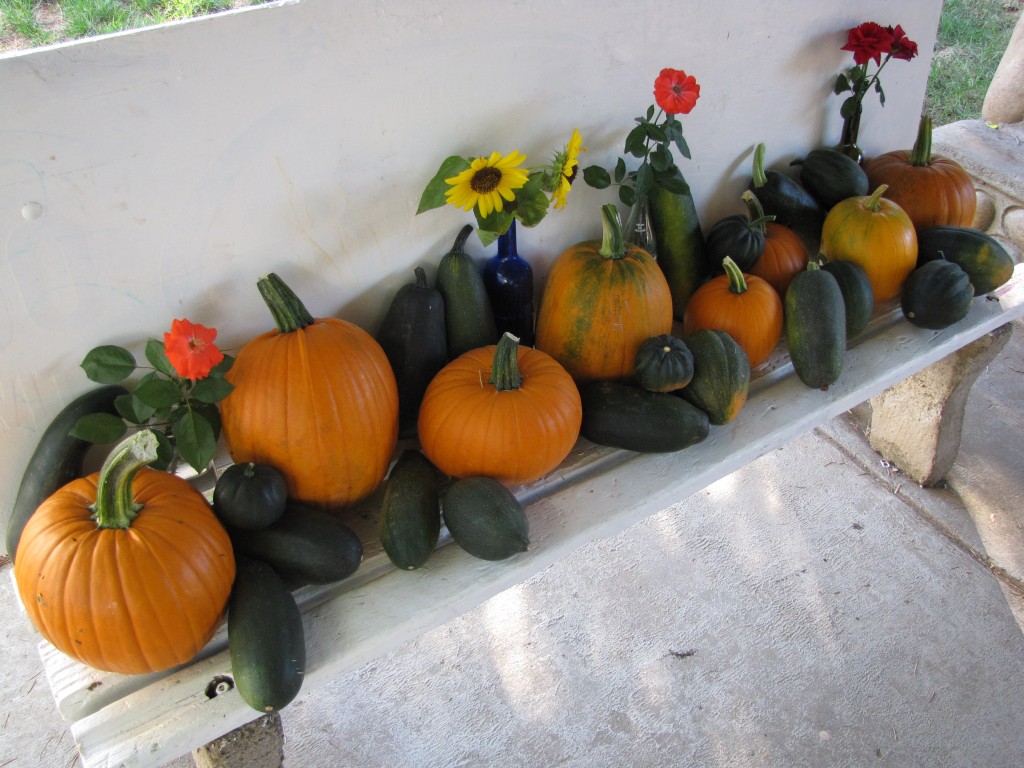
{"left": 683, "top": 256, "right": 783, "bottom": 368}
{"left": 745, "top": 190, "right": 809, "bottom": 297}
{"left": 535, "top": 204, "right": 673, "bottom": 383}
{"left": 14, "top": 431, "right": 235, "bottom": 675}
{"left": 819, "top": 185, "right": 918, "bottom": 303}
{"left": 221, "top": 273, "right": 399, "bottom": 509}
{"left": 418, "top": 332, "right": 582, "bottom": 486}
{"left": 864, "top": 114, "right": 976, "bottom": 231}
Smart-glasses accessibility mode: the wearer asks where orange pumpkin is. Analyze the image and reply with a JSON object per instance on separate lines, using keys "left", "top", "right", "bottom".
{"left": 683, "top": 256, "right": 783, "bottom": 368}
{"left": 864, "top": 114, "right": 976, "bottom": 231}
{"left": 14, "top": 431, "right": 235, "bottom": 675}
{"left": 418, "top": 332, "right": 582, "bottom": 486}
{"left": 221, "top": 273, "right": 398, "bottom": 509}
{"left": 744, "top": 189, "right": 809, "bottom": 297}
{"left": 819, "top": 185, "right": 918, "bottom": 303}
{"left": 535, "top": 204, "right": 673, "bottom": 383}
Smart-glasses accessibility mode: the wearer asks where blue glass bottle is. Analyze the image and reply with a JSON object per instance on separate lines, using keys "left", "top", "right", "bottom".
{"left": 483, "top": 220, "right": 535, "bottom": 346}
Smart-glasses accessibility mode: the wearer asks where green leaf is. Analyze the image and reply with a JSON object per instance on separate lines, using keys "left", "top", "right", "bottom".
{"left": 210, "top": 353, "right": 234, "bottom": 377}
{"left": 151, "top": 430, "right": 175, "bottom": 471}
{"left": 135, "top": 377, "right": 181, "bottom": 409}
{"left": 634, "top": 162, "right": 654, "bottom": 198}
{"left": 582, "top": 165, "right": 611, "bottom": 189}
{"left": 70, "top": 412, "right": 127, "bottom": 444}
{"left": 650, "top": 146, "right": 673, "bottom": 173}
{"left": 840, "top": 95, "right": 861, "bottom": 119}
{"left": 834, "top": 73, "right": 850, "bottom": 95}
{"left": 145, "top": 339, "right": 177, "bottom": 378}
{"left": 510, "top": 175, "right": 550, "bottom": 228}
{"left": 192, "top": 375, "right": 234, "bottom": 404}
{"left": 619, "top": 185, "right": 637, "bottom": 207}
{"left": 657, "top": 172, "right": 692, "bottom": 196}
{"left": 645, "top": 123, "right": 667, "bottom": 143}
{"left": 645, "top": 105, "right": 656, "bottom": 121}
{"left": 673, "top": 133, "right": 691, "bottom": 160}
{"left": 624, "top": 124, "right": 649, "bottom": 158}
{"left": 81, "top": 346, "right": 136, "bottom": 384}
{"left": 613, "top": 157, "right": 627, "bottom": 184}
{"left": 416, "top": 156, "right": 471, "bottom": 214}
{"left": 171, "top": 407, "right": 217, "bottom": 473}
{"left": 115, "top": 392, "right": 156, "bottom": 424}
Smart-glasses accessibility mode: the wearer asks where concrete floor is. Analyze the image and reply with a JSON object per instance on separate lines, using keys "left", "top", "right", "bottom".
{"left": 2, "top": 319, "right": 1023, "bottom": 768}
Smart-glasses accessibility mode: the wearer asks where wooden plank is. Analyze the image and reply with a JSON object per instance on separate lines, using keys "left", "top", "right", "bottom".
{"left": 39, "top": 266, "right": 1023, "bottom": 767}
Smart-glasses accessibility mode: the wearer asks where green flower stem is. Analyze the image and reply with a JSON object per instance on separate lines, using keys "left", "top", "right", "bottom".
{"left": 257, "top": 273, "right": 315, "bottom": 333}
{"left": 910, "top": 114, "right": 934, "bottom": 167}
{"left": 597, "top": 203, "right": 627, "bottom": 260}
{"left": 488, "top": 332, "right": 523, "bottom": 391}
{"left": 90, "top": 430, "right": 159, "bottom": 530}
{"left": 722, "top": 256, "right": 749, "bottom": 295}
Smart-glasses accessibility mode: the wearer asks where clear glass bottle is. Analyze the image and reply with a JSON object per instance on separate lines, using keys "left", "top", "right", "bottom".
{"left": 624, "top": 194, "right": 658, "bottom": 260}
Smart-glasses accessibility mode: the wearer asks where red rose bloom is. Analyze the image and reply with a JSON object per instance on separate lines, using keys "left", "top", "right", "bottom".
{"left": 653, "top": 68, "right": 700, "bottom": 115}
{"left": 889, "top": 24, "right": 919, "bottom": 61}
{"left": 164, "top": 318, "right": 224, "bottom": 380}
{"left": 841, "top": 22, "right": 895, "bottom": 66}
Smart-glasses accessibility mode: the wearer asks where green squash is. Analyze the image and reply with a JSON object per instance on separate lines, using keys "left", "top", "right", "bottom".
{"left": 704, "top": 190, "right": 774, "bottom": 272}
{"left": 678, "top": 329, "right": 751, "bottom": 425}
{"left": 634, "top": 334, "right": 694, "bottom": 393}
{"left": 580, "top": 380, "right": 709, "bottom": 453}
{"left": 916, "top": 226, "right": 1014, "bottom": 296}
{"left": 435, "top": 224, "right": 498, "bottom": 359}
{"left": 785, "top": 263, "right": 846, "bottom": 389}
{"left": 748, "top": 142, "right": 825, "bottom": 257}
{"left": 795, "top": 148, "right": 869, "bottom": 210}
{"left": 441, "top": 476, "right": 528, "bottom": 561}
{"left": 820, "top": 258, "right": 875, "bottom": 339}
{"left": 213, "top": 462, "right": 289, "bottom": 530}
{"left": 380, "top": 450, "right": 441, "bottom": 571}
{"left": 900, "top": 260, "right": 975, "bottom": 329}
{"left": 648, "top": 171, "right": 709, "bottom": 320}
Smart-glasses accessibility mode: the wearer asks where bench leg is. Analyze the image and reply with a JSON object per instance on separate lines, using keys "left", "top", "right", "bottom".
{"left": 865, "top": 323, "right": 1013, "bottom": 486}
{"left": 192, "top": 713, "right": 284, "bottom": 768}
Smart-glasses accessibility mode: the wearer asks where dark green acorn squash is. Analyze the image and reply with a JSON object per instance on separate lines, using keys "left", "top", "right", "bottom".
{"left": 634, "top": 334, "right": 694, "bottom": 392}
{"left": 916, "top": 226, "right": 1014, "bottom": 296}
{"left": 705, "top": 190, "right": 774, "bottom": 272}
{"left": 819, "top": 258, "right": 875, "bottom": 339}
{"left": 678, "top": 329, "right": 751, "bottom": 425}
{"left": 785, "top": 263, "right": 846, "bottom": 389}
{"left": 748, "top": 142, "right": 826, "bottom": 257}
{"left": 213, "top": 462, "right": 288, "bottom": 530}
{"left": 900, "top": 260, "right": 975, "bottom": 329}
{"left": 795, "top": 148, "right": 869, "bottom": 210}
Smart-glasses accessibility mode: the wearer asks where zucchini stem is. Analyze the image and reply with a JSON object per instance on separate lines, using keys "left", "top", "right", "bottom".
{"left": 488, "top": 332, "right": 522, "bottom": 391}
{"left": 90, "top": 430, "right": 159, "bottom": 529}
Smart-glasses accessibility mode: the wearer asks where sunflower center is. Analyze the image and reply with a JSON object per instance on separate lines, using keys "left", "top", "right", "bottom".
{"left": 470, "top": 167, "right": 502, "bottom": 194}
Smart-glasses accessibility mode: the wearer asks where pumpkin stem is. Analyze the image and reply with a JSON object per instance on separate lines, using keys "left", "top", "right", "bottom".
{"left": 806, "top": 261, "right": 821, "bottom": 272}
{"left": 864, "top": 184, "right": 889, "bottom": 212}
{"left": 751, "top": 143, "right": 768, "bottom": 189}
{"left": 909, "top": 114, "right": 934, "bottom": 167}
{"left": 740, "top": 189, "right": 775, "bottom": 234}
{"left": 90, "top": 429, "right": 159, "bottom": 530}
{"left": 488, "top": 332, "right": 522, "bottom": 391}
{"left": 257, "top": 273, "right": 315, "bottom": 333}
{"left": 721, "top": 256, "right": 749, "bottom": 295}
{"left": 597, "top": 203, "right": 627, "bottom": 260}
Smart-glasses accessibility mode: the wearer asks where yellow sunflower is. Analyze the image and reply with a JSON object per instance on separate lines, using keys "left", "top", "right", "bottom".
{"left": 551, "top": 129, "right": 585, "bottom": 210}
{"left": 445, "top": 150, "right": 529, "bottom": 219}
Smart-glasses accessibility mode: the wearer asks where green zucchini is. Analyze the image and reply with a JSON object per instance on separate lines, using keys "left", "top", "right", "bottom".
{"left": 441, "top": 476, "right": 528, "bottom": 561}
{"left": 901, "top": 260, "right": 975, "bottom": 329}
{"left": 794, "top": 148, "right": 869, "bottom": 210}
{"left": 648, "top": 171, "right": 709, "bottom": 321}
{"left": 580, "top": 381, "right": 709, "bottom": 453}
{"left": 229, "top": 501, "right": 363, "bottom": 585}
{"left": 435, "top": 224, "right": 498, "bottom": 359}
{"left": 380, "top": 450, "right": 441, "bottom": 570}
{"left": 785, "top": 263, "right": 846, "bottom": 389}
{"left": 748, "top": 143, "right": 825, "bottom": 257}
{"left": 916, "top": 226, "right": 1014, "bottom": 296}
{"left": 228, "top": 558, "right": 305, "bottom": 713}
{"left": 819, "top": 258, "right": 875, "bottom": 339}
{"left": 6, "top": 384, "right": 127, "bottom": 562}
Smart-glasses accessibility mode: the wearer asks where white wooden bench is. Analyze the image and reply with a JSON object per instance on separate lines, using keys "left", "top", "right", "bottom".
{"left": 29, "top": 264, "right": 1024, "bottom": 768}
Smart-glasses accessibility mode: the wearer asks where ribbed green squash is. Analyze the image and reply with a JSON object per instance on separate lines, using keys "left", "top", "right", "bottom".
{"left": 634, "top": 334, "right": 694, "bottom": 393}
{"left": 785, "top": 263, "right": 846, "bottom": 389}
{"left": 580, "top": 381, "right": 709, "bottom": 453}
{"left": 678, "top": 329, "right": 751, "bottom": 425}
{"left": 213, "top": 462, "right": 288, "bottom": 530}
{"left": 380, "top": 450, "right": 441, "bottom": 570}
{"left": 916, "top": 226, "right": 1014, "bottom": 296}
{"left": 820, "top": 259, "right": 875, "bottom": 339}
{"left": 796, "top": 148, "right": 869, "bottom": 209}
{"left": 900, "top": 260, "right": 975, "bottom": 329}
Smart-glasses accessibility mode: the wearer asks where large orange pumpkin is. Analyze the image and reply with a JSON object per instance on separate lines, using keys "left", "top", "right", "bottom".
{"left": 535, "top": 204, "right": 673, "bottom": 383}
{"left": 14, "top": 430, "right": 235, "bottom": 675}
{"left": 819, "top": 185, "right": 918, "bottom": 303}
{"left": 221, "top": 273, "right": 398, "bottom": 509}
{"left": 418, "top": 332, "right": 582, "bottom": 486}
{"left": 864, "top": 114, "right": 976, "bottom": 231}
{"left": 682, "top": 256, "right": 783, "bottom": 368}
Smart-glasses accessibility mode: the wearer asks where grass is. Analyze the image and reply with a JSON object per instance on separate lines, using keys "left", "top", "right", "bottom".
{"left": 924, "top": 0, "right": 1020, "bottom": 125}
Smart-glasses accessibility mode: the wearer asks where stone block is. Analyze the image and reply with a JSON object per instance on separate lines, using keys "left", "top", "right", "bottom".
{"left": 192, "top": 713, "right": 284, "bottom": 768}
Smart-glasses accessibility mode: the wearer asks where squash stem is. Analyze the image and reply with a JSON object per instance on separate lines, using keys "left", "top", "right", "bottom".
{"left": 722, "top": 256, "right": 749, "bottom": 295}
{"left": 414, "top": 266, "right": 429, "bottom": 290}
{"left": 258, "top": 273, "right": 315, "bottom": 333}
{"left": 597, "top": 203, "right": 626, "bottom": 260}
{"left": 751, "top": 143, "right": 768, "bottom": 189}
{"left": 488, "top": 332, "right": 522, "bottom": 391}
{"left": 865, "top": 184, "right": 889, "bottom": 212}
{"left": 740, "top": 189, "right": 775, "bottom": 233}
{"left": 451, "top": 224, "right": 473, "bottom": 254}
{"left": 909, "top": 114, "right": 933, "bottom": 167}
{"left": 90, "top": 430, "right": 159, "bottom": 530}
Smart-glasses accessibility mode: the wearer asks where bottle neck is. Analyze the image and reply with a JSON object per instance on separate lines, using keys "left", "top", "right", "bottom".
{"left": 497, "top": 220, "right": 518, "bottom": 259}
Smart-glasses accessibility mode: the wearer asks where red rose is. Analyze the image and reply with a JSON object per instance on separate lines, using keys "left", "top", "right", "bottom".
{"left": 653, "top": 68, "right": 700, "bottom": 115}
{"left": 841, "top": 22, "right": 895, "bottom": 66}
{"left": 164, "top": 318, "right": 224, "bottom": 380}
{"left": 889, "top": 24, "right": 919, "bottom": 61}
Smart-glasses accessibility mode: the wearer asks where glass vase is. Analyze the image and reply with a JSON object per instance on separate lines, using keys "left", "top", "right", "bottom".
{"left": 836, "top": 102, "right": 864, "bottom": 165}
{"left": 624, "top": 194, "right": 658, "bottom": 260}
{"left": 483, "top": 220, "right": 535, "bottom": 347}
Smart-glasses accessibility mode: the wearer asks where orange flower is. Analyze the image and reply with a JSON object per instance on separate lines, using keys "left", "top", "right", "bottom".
{"left": 653, "top": 68, "right": 700, "bottom": 115}
{"left": 164, "top": 318, "right": 224, "bottom": 380}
